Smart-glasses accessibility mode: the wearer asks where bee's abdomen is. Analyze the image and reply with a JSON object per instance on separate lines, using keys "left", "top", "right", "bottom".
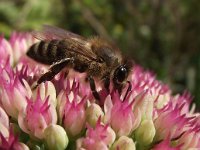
{"left": 27, "top": 40, "right": 65, "bottom": 64}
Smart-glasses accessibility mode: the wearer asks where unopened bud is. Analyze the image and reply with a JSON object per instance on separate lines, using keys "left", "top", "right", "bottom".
{"left": 14, "top": 142, "right": 30, "bottom": 150}
{"left": 44, "top": 124, "right": 68, "bottom": 150}
{"left": 112, "top": 136, "right": 136, "bottom": 150}
{"left": 135, "top": 119, "right": 155, "bottom": 146}
{"left": 86, "top": 103, "right": 104, "bottom": 127}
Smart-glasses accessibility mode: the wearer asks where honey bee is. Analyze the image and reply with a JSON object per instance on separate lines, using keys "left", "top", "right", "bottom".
{"left": 27, "top": 25, "right": 133, "bottom": 100}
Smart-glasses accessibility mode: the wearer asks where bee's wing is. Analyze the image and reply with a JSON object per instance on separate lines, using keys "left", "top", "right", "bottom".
{"left": 32, "top": 25, "right": 99, "bottom": 61}
{"left": 65, "top": 38, "right": 100, "bottom": 61}
{"left": 32, "top": 25, "right": 86, "bottom": 41}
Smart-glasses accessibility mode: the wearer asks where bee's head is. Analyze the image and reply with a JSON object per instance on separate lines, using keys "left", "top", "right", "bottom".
{"left": 113, "top": 59, "right": 133, "bottom": 93}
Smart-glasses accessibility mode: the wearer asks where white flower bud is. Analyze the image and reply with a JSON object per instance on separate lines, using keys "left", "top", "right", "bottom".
{"left": 112, "top": 136, "right": 136, "bottom": 150}
{"left": 14, "top": 142, "right": 30, "bottom": 150}
{"left": 105, "top": 126, "right": 116, "bottom": 147}
{"left": 86, "top": 103, "right": 104, "bottom": 127}
{"left": 135, "top": 119, "right": 155, "bottom": 146}
{"left": 44, "top": 124, "right": 69, "bottom": 150}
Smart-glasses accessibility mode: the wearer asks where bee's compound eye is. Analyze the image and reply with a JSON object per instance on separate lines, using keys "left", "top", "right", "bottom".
{"left": 115, "top": 66, "right": 127, "bottom": 83}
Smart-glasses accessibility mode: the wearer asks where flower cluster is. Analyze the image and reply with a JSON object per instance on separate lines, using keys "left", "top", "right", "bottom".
{"left": 0, "top": 33, "right": 199, "bottom": 150}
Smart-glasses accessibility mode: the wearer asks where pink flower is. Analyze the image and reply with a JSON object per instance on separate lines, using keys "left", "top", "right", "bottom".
{"left": 154, "top": 102, "right": 194, "bottom": 141}
{"left": 15, "top": 64, "right": 42, "bottom": 86}
{"left": 131, "top": 66, "right": 170, "bottom": 95}
{"left": 57, "top": 80, "right": 87, "bottom": 137}
{"left": 77, "top": 118, "right": 116, "bottom": 149}
{"left": 133, "top": 90, "right": 154, "bottom": 120}
{"left": 172, "top": 91, "right": 194, "bottom": 115}
{"left": 152, "top": 135, "right": 182, "bottom": 150}
{"left": 0, "top": 128, "right": 29, "bottom": 150}
{"left": 9, "top": 32, "right": 36, "bottom": 64}
{"left": 0, "top": 35, "right": 14, "bottom": 65}
{"left": 0, "top": 65, "right": 31, "bottom": 119}
{"left": 32, "top": 81, "right": 57, "bottom": 107}
{"left": 104, "top": 92, "right": 141, "bottom": 137}
{"left": 131, "top": 66, "right": 171, "bottom": 109}
{"left": 53, "top": 73, "right": 91, "bottom": 99}
{"left": 18, "top": 90, "right": 57, "bottom": 139}
{"left": 0, "top": 32, "right": 200, "bottom": 149}
{"left": 177, "top": 127, "right": 200, "bottom": 149}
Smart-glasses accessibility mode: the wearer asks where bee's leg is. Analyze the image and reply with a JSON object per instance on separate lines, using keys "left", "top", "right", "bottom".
{"left": 33, "top": 58, "right": 73, "bottom": 89}
{"left": 88, "top": 76, "right": 100, "bottom": 100}
{"left": 104, "top": 77, "right": 110, "bottom": 92}
{"left": 123, "top": 81, "right": 132, "bottom": 101}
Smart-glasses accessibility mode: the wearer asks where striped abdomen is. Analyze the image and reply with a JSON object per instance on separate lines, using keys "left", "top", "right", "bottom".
{"left": 27, "top": 40, "right": 67, "bottom": 65}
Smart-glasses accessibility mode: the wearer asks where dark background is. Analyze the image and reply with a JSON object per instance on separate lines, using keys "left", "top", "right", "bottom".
{"left": 1, "top": 0, "right": 200, "bottom": 110}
